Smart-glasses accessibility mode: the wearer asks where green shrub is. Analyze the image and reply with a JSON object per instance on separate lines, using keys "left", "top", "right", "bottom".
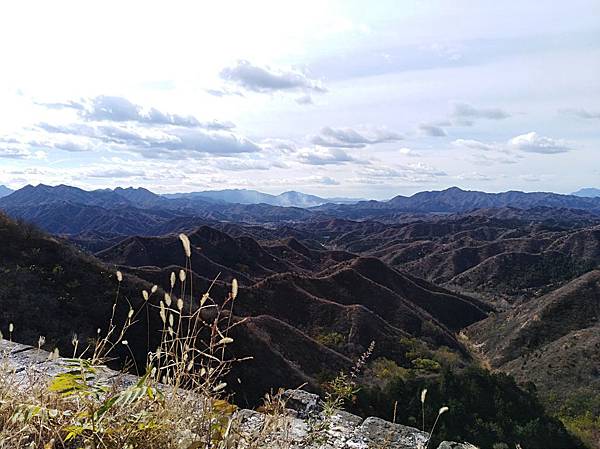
{"left": 314, "top": 331, "right": 345, "bottom": 349}
{"left": 411, "top": 358, "right": 441, "bottom": 372}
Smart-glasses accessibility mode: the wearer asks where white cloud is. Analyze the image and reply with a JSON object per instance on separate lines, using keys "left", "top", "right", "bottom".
{"left": 452, "top": 102, "right": 510, "bottom": 121}
{"left": 453, "top": 133, "right": 572, "bottom": 157}
{"left": 298, "top": 147, "right": 357, "bottom": 165}
{"left": 452, "top": 139, "right": 503, "bottom": 152}
{"left": 220, "top": 60, "right": 326, "bottom": 94}
{"left": 41, "top": 95, "right": 235, "bottom": 130}
{"left": 509, "top": 132, "right": 572, "bottom": 154}
{"left": 560, "top": 108, "right": 600, "bottom": 119}
{"left": 399, "top": 147, "right": 421, "bottom": 157}
{"left": 418, "top": 123, "right": 447, "bottom": 137}
{"left": 311, "top": 126, "right": 403, "bottom": 148}
{"left": 24, "top": 96, "right": 263, "bottom": 159}
{"left": 357, "top": 163, "right": 447, "bottom": 184}
{"left": 455, "top": 172, "right": 494, "bottom": 181}
{"left": 295, "top": 94, "right": 314, "bottom": 105}
{"left": 0, "top": 145, "right": 45, "bottom": 159}
{"left": 0, "top": 137, "right": 47, "bottom": 159}
{"left": 313, "top": 176, "right": 339, "bottom": 185}
{"left": 213, "top": 158, "right": 288, "bottom": 171}
{"left": 85, "top": 168, "right": 145, "bottom": 178}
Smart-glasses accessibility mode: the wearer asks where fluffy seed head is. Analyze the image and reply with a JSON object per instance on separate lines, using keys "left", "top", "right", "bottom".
{"left": 177, "top": 298, "right": 184, "bottom": 311}
{"left": 179, "top": 233, "right": 192, "bottom": 258}
{"left": 121, "top": 340, "right": 128, "bottom": 345}
{"left": 179, "top": 269, "right": 186, "bottom": 282}
{"left": 218, "top": 337, "right": 234, "bottom": 345}
{"left": 168, "top": 313, "right": 174, "bottom": 327}
{"left": 438, "top": 406, "right": 449, "bottom": 415}
{"left": 159, "top": 301, "right": 166, "bottom": 323}
{"left": 128, "top": 308, "right": 134, "bottom": 319}
{"left": 151, "top": 285, "right": 158, "bottom": 293}
{"left": 116, "top": 271, "right": 123, "bottom": 282}
{"left": 231, "top": 278, "right": 239, "bottom": 300}
{"left": 421, "top": 388, "right": 427, "bottom": 404}
{"left": 200, "top": 293, "right": 209, "bottom": 306}
{"left": 142, "top": 290, "right": 149, "bottom": 301}
{"left": 170, "top": 272, "right": 176, "bottom": 288}
{"left": 8, "top": 323, "right": 13, "bottom": 333}
{"left": 164, "top": 293, "right": 172, "bottom": 306}
{"left": 38, "top": 336, "right": 46, "bottom": 348}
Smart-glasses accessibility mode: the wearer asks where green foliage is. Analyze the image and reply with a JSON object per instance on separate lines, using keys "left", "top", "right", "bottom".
{"left": 314, "top": 331, "right": 345, "bottom": 349}
{"left": 48, "top": 359, "right": 163, "bottom": 444}
{"left": 411, "top": 358, "right": 441, "bottom": 372}
{"left": 432, "top": 346, "right": 462, "bottom": 369}
{"left": 323, "top": 372, "right": 358, "bottom": 415}
{"left": 368, "top": 357, "right": 410, "bottom": 384}
{"left": 552, "top": 391, "right": 600, "bottom": 449}
{"left": 353, "top": 366, "right": 584, "bottom": 449}
{"left": 495, "top": 254, "right": 596, "bottom": 296}
{"left": 561, "top": 413, "right": 600, "bottom": 449}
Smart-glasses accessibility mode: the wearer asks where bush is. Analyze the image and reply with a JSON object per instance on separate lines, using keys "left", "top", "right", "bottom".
{"left": 314, "top": 331, "right": 345, "bottom": 349}
{"left": 352, "top": 367, "right": 584, "bottom": 449}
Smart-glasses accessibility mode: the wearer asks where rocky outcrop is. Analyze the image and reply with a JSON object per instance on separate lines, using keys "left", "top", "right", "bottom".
{"left": 437, "top": 443, "right": 479, "bottom": 449}
{"left": 0, "top": 340, "right": 474, "bottom": 448}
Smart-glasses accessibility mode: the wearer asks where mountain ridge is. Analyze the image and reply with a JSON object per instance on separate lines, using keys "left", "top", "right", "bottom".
{"left": 162, "top": 188, "right": 361, "bottom": 207}
{"left": 573, "top": 187, "right": 600, "bottom": 198}
{"left": 0, "top": 185, "right": 13, "bottom": 198}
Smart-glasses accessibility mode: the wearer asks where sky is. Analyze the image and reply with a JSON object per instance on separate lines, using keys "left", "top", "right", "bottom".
{"left": 0, "top": 0, "right": 599, "bottom": 199}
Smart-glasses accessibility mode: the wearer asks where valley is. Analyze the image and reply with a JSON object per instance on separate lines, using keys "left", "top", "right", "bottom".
{"left": 1, "top": 184, "right": 599, "bottom": 447}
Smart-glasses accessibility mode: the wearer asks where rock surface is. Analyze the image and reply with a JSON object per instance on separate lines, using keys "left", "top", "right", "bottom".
{"left": 437, "top": 443, "right": 479, "bottom": 449}
{"left": 0, "top": 340, "right": 474, "bottom": 448}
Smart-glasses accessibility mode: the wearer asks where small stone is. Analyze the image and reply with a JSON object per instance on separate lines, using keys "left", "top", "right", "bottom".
{"left": 282, "top": 389, "right": 323, "bottom": 419}
{"left": 437, "top": 442, "right": 480, "bottom": 449}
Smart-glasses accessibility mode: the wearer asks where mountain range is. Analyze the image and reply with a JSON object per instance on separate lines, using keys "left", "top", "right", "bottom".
{"left": 163, "top": 188, "right": 360, "bottom": 207}
{"left": 0, "top": 209, "right": 489, "bottom": 403}
{"left": 2, "top": 185, "right": 600, "bottom": 239}
{"left": 0, "top": 185, "right": 13, "bottom": 198}
{"left": 1, "top": 182, "right": 599, "bottom": 447}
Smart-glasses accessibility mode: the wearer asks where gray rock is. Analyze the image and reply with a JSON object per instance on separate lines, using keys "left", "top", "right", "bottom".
{"left": 282, "top": 388, "right": 323, "bottom": 419}
{"left": 437, "top": 442, "right": 480, "bottom": 449}
{"left": 352, "top": 416, "right": 429, "bottom": 449}
{"left": 2, "top": 340, "right": 478, "bottom": 449}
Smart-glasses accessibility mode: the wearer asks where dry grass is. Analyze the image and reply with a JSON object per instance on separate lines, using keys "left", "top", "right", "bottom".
{"left": 0, "top": 234, "right": 290, "bottom": 449}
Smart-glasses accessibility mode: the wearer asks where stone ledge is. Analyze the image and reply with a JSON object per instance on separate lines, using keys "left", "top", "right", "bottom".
{"left": 1, "top": 340, "right": 475, "bottom": 448}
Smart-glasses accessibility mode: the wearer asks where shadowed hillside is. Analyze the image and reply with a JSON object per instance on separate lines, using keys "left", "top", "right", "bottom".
{"left": 96, "top": 224, "right": 494, "bottom": 397}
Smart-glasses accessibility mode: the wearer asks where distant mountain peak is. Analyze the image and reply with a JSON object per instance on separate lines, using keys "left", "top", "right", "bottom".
{"left": 0, "top": 185, "right": 13, "bottom": 198}
{"left": 443, "top": 186, "right": 467, "bottom": 192}
{"left": 572, "top": 187, "right": 600, "bottom": 198}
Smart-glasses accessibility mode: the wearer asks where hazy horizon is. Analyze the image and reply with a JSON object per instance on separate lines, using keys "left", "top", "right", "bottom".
{"left": 0, "top": 1, "right": 598, "bottom": 199}
{"left": 2, "top": 181, "right": 597, "bottom": 202}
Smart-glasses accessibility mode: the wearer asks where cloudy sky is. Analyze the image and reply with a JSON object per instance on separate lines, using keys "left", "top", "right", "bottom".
{"left": 0, "top": 0, "right": 599, "bottom": 199}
